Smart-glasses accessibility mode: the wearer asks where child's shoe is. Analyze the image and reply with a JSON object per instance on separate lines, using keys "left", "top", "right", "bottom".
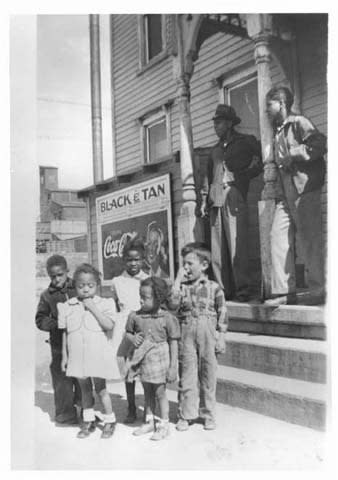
{"left": 101, "top": 422, "right": 116, "bottom": 439}
{"left": 133, "top": 420, "right": 155, "bottom": 436}
{"left": 150, "top": 422, "right": 169, "bottom": 441}
{"left": 175, "top": 419, "right": 189, "bottom": 431}
{"left": 204, "top": 418, "right": 216, "bottom": 430}
{"left": 77, "top": 421, "right": 96, "bottom": 439}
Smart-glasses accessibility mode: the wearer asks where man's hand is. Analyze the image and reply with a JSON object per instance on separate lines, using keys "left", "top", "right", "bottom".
{"left": 248, "top": 155, "right": 261, "bottom": 170}
{"left": 166, "top": 365, "right": 177, "bottom": 383}
{"left": 215, "top": 332, "right": 226, "bottom": 355}
{"left": 132, "top": 332, "right": 144, "bottom": 348}
{"left": 200, "top": 200, "right": 208, "bottom": 218}
{"left": 61, "top": 356, "right": 68, "bottom": 372}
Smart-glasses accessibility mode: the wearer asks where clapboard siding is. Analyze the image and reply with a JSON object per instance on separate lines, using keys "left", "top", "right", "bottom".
{"left": 111, "top": 14, "right": 177, "bottom": 174}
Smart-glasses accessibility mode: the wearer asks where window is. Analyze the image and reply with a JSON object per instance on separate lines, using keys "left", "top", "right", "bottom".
{"left": 221, "top": 68, "right": 260, "bottom": 139}
{"left": 141, "top": 108, "right": 171, "bottom": 164}
{"left": 138, "top": 15, "right": 167, "bottom": 70}
{"left": 144, "top": 15, "right": 163, "bottom": 62}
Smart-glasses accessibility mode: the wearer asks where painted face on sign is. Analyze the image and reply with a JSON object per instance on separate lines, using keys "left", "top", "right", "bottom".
{"left": 146, "top": 229, "right": 161, "bottom": 266}
{"left": 124, "top": 249, "right": 144, "bottom": 277}
{"left": 75, "top": 272, "right": 98, "bottom": 299}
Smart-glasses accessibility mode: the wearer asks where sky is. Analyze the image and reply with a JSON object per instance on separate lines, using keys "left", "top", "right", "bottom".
{"left": 37, "top": 14, "right": 113, "bottom": 192}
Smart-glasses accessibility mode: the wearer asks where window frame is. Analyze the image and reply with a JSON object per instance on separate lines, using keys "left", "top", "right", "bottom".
{"left": 137, "top": 14, "right": 168, "bottom": 72}
{"left": 140, "top": 106, "right": 171, "bottom": 165}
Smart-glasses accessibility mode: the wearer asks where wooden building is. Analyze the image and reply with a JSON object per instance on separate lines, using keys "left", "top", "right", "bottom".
{"left": 79, "top": 13, "right": 327, "bottom": 298}
{"left": 78, "top": 13, "right": 328, "bottom": 430}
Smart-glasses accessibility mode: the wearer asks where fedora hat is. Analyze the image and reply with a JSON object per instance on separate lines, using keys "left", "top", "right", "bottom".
{"left": 212, "top": 104, "right": 241, "bottom": 125}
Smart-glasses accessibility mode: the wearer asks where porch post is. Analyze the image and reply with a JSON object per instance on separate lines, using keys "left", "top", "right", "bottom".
{"left": 247, "top": 14, "right": 276, "bottom": 299}
{"left": 174, "top": 15, "right": 198, "bottom": 251}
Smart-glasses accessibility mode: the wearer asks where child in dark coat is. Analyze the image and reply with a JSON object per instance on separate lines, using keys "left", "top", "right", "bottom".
{"left": 35, "top": 254, "right": 80, "bottom": 425}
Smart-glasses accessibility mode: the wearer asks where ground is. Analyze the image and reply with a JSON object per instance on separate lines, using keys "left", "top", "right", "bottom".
{"left": 35, "top": 330, "right": 325, "bottom": 470}
{"left": 33, "top": 273, "right": 325, "bottom": 470}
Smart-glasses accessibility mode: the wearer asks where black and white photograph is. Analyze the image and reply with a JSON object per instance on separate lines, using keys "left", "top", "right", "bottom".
{"left": 9, "top": 3, "right": 335, "bottom": 472}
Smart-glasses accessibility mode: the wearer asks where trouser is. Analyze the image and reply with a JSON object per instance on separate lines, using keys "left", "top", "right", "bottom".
{"left": 271, "top": 189, "right": 325, "bottom": 295}
{"left": 178, "top": 316, "right": 217, "bottom": 422}
{"left": 210, "top": 186, "right": 249, "bottom": 298}
{"left": 50, "top": 346, "right": 81, "bottom": 422}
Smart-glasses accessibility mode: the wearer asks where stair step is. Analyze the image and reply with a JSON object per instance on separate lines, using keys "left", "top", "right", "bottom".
{"left": 218, "top": 332, "right": 326, "bottom": 383}
{"left": 227, "top": 303, "right": 326, "bottom": 340}
{"left": 216, "top": 365, "right": 327, "bottom": 431}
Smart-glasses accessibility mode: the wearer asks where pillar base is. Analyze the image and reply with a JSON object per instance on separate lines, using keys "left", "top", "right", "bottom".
{"left": 176, "top": 201, "right": 200, "bottom": 254}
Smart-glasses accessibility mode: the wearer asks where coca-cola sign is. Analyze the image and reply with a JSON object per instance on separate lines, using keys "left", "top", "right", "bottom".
{"left": 103, "top": 231, "right": 137, "bottom": 259}
{"left": 96, "top": 174, "right": 174, "bottom": 284}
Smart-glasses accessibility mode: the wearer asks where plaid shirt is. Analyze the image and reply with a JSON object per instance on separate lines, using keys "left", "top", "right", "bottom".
{"left": 170, "top": 275, "right": 228, "bottom": 333}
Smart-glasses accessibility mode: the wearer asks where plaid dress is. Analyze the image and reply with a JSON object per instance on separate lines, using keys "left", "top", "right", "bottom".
{"left": 126, "top": 309, "right": 180, "bottom": 384}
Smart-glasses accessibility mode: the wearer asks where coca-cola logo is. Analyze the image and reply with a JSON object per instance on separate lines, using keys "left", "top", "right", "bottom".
{"left": 103, "top": 231, "right": 137, "bottom": 259}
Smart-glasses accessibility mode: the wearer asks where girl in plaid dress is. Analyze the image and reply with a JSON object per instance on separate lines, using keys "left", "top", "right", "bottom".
{"left": 125, "top": 277, "right": 180, "bottom": 441}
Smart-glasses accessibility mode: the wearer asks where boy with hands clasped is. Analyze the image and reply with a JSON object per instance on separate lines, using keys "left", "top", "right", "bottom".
{"left": 170, "top": 242, "right": 228, "bottom": 432}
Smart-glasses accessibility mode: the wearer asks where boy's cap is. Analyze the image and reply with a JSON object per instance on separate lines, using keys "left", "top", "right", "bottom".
{"left": 212, "top": 104, "right": 241, "bottom": 125}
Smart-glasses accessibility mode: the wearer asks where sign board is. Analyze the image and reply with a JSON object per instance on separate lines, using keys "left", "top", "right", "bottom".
{"left": 96, "top": 174, "right": 174, "bottom": 285}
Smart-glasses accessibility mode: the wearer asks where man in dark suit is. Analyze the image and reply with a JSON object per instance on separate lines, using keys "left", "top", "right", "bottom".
{"left": 200, "top": 104, "right": 262, "bottom": 301}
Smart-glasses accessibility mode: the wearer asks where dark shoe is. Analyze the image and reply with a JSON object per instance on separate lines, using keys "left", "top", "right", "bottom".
{"left": 176, "top": 419, "right": 189, "bottom": 431}
{"left": 204, "top": 419, "right": 216, "bottom": 430}
{"left": 101, "top": 422, "right": 116, "bottom": 439}
{"left": 233, "top": 293, "right": 250, "bottom": 303}
{"left": 55, "top": 415, "right": 79, "bottom": 426}
{"left": 124, "top": 408, "right": 137, "bottom": 424}
{"left": 77, "top": 421, "right": 96, "bottom": 439}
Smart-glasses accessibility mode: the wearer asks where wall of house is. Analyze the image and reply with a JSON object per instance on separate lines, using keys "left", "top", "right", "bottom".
{"left": 95, "top": 14, "right": 327, "bottom": 291}
{"left": 111, "top": 14, "right": 177, "bottom": 174}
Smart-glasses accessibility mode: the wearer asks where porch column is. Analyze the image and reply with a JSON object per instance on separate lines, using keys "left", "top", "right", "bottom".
{"left": 247, "top": 14, "right": 276, "bottom": 298}
{"left": 175, "top": 15, "right": 198, "bottom": 252}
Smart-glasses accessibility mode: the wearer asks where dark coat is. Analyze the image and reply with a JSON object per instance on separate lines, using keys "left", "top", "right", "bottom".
{"left": 274, "top": 114, "right": 327, "bottom": 195}
{"left": 35, "top": 278, "right": 77, "bottom": 348}
{"left": 201, "top": 131, "right": 262, "bottom": 205}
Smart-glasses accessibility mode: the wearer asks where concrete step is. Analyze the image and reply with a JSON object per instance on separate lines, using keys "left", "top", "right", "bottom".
{"left": 227, "top": 303, "right": 326, "bottom": 340}
{"left": 216, "top": 365, "right": 327, "bottom": 431}
{"left": 218, "top": 332, "right": 327, "bottom": 383}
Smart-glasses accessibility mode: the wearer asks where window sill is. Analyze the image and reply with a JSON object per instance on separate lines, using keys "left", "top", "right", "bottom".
{"left": 136, "top": 50, "right": 170, "bottom": 76}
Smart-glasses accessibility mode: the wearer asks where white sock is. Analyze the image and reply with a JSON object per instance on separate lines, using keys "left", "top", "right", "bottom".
{"left": 103, "top": 412, "right": 116, "bottom": 424}
{"left": 83, "top": 408, "right": 95, "bottom": 422}
{"left": 145, "top": 414, "right": 153, "bottom": 423}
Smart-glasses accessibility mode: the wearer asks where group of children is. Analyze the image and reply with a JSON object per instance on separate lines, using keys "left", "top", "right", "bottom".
{"left": 36, "top": 239, "right": 228, "bottom": 441}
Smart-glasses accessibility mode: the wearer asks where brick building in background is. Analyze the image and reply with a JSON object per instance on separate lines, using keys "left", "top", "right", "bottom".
{"left": 36, "top": 166, "right": 87, "bottom": 252}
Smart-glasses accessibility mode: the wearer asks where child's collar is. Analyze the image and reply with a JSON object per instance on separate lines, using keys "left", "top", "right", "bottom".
{"left": 122, "top": 270, "right": 148, "bottom": 281}
{"left": 183, "top": 273, "right": 208, "bottom": 286}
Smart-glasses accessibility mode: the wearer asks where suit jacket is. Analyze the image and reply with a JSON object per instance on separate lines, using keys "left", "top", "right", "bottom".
{"left": 201, "top": 131, "right": 262, "bottom": 206}
{"left": 274, "top": 114, "right": 326, "bottom": 195}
